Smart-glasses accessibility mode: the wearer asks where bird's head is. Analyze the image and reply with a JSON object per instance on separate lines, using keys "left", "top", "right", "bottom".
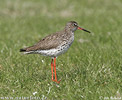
{"left": 65, "top": 21, "right": 91, "bottom": 33}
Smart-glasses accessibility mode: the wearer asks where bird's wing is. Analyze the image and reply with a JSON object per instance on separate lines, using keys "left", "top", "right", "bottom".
{"left": 23, "top": 32, "right": 64, "bottom": 52}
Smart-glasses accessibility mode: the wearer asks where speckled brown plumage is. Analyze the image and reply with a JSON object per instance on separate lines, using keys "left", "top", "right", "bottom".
{"left": 22, "top": 30, "right": 68, "bottom": 51}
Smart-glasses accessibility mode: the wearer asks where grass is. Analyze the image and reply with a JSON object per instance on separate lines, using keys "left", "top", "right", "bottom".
{"left": 0, "top": 0, "right": 122, "bottom": 99}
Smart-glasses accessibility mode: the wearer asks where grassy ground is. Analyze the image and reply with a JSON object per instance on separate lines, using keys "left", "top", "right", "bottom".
{"left": 0, "top": 0, "right": 122, "bottom": 99}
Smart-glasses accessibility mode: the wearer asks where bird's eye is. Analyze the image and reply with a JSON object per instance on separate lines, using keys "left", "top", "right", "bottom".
{"left": 73, "top": 23, "right": 77, "bottom": 26}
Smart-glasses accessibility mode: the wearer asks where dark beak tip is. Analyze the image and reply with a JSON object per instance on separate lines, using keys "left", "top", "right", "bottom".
{"left": 88, "top": 31, "right": 91, "bottom": 33}
{"left": 83, "top": 29, "right": 91, "bottom": 33}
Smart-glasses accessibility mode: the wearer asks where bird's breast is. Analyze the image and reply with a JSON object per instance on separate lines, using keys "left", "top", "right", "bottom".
{"left": 68, "top": 32, "right": 74, "bottom": 45}
{"left": 58, "top": 32, "right": 74, "bottom": 53}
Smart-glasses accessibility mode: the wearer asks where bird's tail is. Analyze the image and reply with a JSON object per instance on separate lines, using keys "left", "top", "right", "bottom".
{"left": 20, "top": 49, "right": 26, "bottom": 52}
{"left": 19, "top": 48, "right": 34, "bottom": 54}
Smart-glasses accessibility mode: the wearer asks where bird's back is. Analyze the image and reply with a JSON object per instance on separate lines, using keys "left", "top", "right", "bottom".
{"left": 20, "top": 30, "right": 72, "bottom": 52}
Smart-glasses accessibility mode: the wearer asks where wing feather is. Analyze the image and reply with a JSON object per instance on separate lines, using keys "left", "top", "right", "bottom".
{"left": 23, "top": 32, "right": 64, "bottom": 52}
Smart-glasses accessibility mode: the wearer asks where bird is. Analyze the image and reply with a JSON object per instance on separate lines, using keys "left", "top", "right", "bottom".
{"left": 20, "top": 21, "right": 90, "bottom": 83}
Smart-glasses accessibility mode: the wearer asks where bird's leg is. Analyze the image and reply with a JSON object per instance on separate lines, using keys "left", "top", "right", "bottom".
{"left": 51, "top": 58, "right": 54, "bottom": 80}
{"left": 53, "top": 57, "right": 60, "bottom": 83}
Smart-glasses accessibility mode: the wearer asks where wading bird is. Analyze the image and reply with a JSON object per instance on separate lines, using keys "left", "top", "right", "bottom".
{"left": 20, "top": 21, "right": 90, "bottom": 83}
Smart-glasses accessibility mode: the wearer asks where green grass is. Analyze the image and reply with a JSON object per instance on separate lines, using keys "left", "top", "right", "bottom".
{"left": 0, "top": 0, "right": 122, "bottom": 99}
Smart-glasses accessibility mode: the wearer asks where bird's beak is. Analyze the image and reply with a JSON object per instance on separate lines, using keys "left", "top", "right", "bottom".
{"left": 78, "top": 26, "right": 91, "bottom": 33}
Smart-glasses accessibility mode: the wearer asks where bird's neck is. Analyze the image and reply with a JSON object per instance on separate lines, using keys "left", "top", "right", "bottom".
{"left": 64, "top": 27, "right": 74, "bottom": 39}
{"left": 64, "top": 27, "right": 73, "bottom": 34}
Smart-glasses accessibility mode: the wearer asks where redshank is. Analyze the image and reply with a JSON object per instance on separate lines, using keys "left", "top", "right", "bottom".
{"left": 20, "top": 21, "right": 90, "bottom": 83}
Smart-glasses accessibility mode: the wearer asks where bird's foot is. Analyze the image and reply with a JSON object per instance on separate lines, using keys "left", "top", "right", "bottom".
{"left": 52, "top": 79, "right": 61, "bottom": 84}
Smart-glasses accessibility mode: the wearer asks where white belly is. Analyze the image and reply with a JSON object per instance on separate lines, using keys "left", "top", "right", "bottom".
{"left": 35, "top": 43, "right": 72, "bottom": 57}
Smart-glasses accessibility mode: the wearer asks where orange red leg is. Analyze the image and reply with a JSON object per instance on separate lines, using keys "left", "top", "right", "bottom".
{"left": 51, "top": 57, "right": 60, "bottom": 83}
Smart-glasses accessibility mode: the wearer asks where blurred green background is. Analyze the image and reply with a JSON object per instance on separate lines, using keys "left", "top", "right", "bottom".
{"left": 0, "top": 0, "right": 122, "bottom": 100}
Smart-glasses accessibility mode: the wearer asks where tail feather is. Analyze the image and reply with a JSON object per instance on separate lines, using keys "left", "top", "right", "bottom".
{"left": 20, "top": 49, "right": 26, "bottom": 52}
